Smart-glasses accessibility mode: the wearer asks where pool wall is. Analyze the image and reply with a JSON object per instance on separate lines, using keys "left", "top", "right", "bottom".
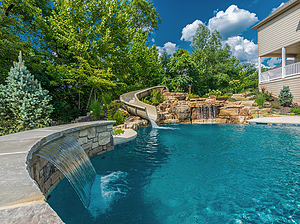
{"left": 0, "top": 120, "right": 114, "bottom": 223}
{"left": 27, "top": 121, "right": 114, "bottom": 196}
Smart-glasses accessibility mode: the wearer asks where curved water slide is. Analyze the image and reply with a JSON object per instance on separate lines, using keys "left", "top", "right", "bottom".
{"left": 120, "top": 86, "right": 169, "bottom": 122}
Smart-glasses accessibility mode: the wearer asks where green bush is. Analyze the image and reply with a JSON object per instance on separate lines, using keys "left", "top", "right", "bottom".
{"left": 89, "top": 98, "right": 103, "bottom": 120}
{"left": 203, "top": 89, "right": 222, "bottom": 97}
{"left": 0, "top": 52, "right": 53, "bottom": 135}
{"left": 279, "top": 86, "right": 293, "bottom": 107}
{"left": 255, "top": 93, "right": 265, "bottom": 108}
{"left": 151, "top": 90, "right": 165, "bottom": 104}
{"left": 113, "top": 128, "right": 125, "bottom": 135}
{"left": 290, "top": 107, "right": 300, "bottom": 115}
{"left": 260, "top": 86, "right": 273, "bottom": 101}
{"left": 272, "top": 100, "right": 280, "bottom": 109}
{"left": 105, "top": 102, "right": 128, "bottom": 125}
{"left": 141, "top": 89, "right": 165, "bottom": 105}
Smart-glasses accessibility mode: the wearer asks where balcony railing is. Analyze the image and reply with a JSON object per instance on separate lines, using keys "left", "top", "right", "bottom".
{"left": 260, "top": 62, "right": 300, "bottom": 83}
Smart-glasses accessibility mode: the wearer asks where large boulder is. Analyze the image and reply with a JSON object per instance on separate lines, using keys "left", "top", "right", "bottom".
{"left": 171, "top": 105, "right": 191, "bottom": 122}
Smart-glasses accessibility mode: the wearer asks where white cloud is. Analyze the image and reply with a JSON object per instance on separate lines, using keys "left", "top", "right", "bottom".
{"left": 157, "top": 42, "right": 178, "bottom": 56}
{"left": 267, "top": 57, "right": 281, "bottom": 67}
{"left": 151, "top": 38, "right": 155, "bottom": 43}
{"left": 180, "top": 20, "right": 204, "bottom": 42}
{"left": 223, "top": 36, "right": 258, "bottom": 64}
{"left": 271, "top": 2, "right": 285, "bottom": 14}
{"left": 208, "top": 5, "right": 259, "bottom": 39}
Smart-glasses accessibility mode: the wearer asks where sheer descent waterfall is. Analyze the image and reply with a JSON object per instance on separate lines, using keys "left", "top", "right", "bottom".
{"left": 36, "top": 136, "right": 96, "bottom": 208}
{"left": 196, "top": 106, "right": 218, "bottom": 122}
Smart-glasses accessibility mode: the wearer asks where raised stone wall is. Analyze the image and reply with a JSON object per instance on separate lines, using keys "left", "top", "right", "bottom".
{"left": 27, "top": 122, "right": 114, "bottom": 196}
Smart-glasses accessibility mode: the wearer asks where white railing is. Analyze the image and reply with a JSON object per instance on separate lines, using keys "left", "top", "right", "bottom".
{"left": 260, "top": 62, "right": 300, "bottom": 83}
{"left": 286, "top": 62, "right": 300, "bottom": 77}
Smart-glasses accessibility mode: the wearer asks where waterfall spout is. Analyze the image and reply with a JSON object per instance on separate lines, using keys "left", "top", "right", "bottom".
{"left": 36, "top": 136, "right": 96, "bottom": 208}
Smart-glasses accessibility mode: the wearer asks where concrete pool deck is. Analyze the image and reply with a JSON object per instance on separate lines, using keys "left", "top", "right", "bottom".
{"left": 0, "top": 122, "right": 137, "bottom": 224}
{"left": 248, "top": 116, "right": 300, "bottom": 126}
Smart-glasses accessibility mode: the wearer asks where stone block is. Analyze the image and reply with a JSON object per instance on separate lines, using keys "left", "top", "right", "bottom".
{"left": 92, "top": 142, "right": 99, "bottom": 149}
{"left": 67, "top": 131, "right": 79, "bottom": 141}
{"left": 231, "top": 94, "right": 247, "bottom": 101}
{"left": 240, "top": 108, "right": 249, "bottom": 116}
{"left": 44, "top": 178, "right": 52, "bottom": 192}
{"left": 171, "top": 105, "right": 191, "bottom": 122}
{"left": 219, "top": 108, "right": 239, "bottom": 116}
{"left": 87, "top": 127, "right": 96, "bottom": 139}
{"left": 39, "top": 157, "right": 49, "bottom": 168}
{"left": 229, "top": 116, "right": 249, "bottom": 124}
{"left": 99, "top": 132, "right": 111, "bottom": 145}
{"left": 107, "top": 124, "right": 113, "bottom": 130}
{"left": 96, "top": 126, "right": 105, "bottom": 133}
{"left": 79, "top": 129, "right": 88, "bottom": 137}
{"left": 240, "top": 100, "right": 255, "bottom": 107}
{"left": 163, "top": 119, "right": 179, "bottom": 124}
{"left": 216, "top": 118, "right": 228, "bottom": 123}
{"left": 82, "top": 141, "right": 92, "bottom": 151}
{"left": 77, "top": 137, "right": 88, "bottom": 145}
{"left": 51, "top": 170, "right": 62, "bottom": 186}
{"left": 39, "top": 169, "right": 44, "bottom": 179}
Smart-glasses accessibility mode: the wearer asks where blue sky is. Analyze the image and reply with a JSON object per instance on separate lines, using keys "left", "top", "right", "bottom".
{"left": 150, "top": 0, "right": 288, "bottom": 67}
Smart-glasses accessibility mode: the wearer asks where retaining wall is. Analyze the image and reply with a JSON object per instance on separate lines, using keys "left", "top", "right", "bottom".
{"left": 27, "top": 121, "right": 114, "bottom": 196}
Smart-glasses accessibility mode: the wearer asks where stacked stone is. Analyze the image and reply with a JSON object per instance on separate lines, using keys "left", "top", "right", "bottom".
{"left": 28, "top": 122, "right": 114, "bottom": 195}
{"left": 117, "top": 116, "right": 150, "bottom": 130}
{"left": 156, "top": 93, "right": 273, "bottom": 124}
{"left": 218, "top": 101, "right": 253, "bottom": 123}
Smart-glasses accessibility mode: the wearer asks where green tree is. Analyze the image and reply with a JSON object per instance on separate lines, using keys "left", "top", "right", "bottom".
{"left": 126, "top": 0, "right": 161, "bottom": 34}
{"left": 191, "top": 24, "right": 244, "bottom": 95}
{"left": 161, "top": 49, "right": 194, "bottom": 92}
{"left": 0, "top": 52, "right": 53, "bottom": 135}
{"left": 160, "top": 49, "right": 171, "bottom": 72}
{"left": 122, "top": 30, "right": 162, "bottom": 91}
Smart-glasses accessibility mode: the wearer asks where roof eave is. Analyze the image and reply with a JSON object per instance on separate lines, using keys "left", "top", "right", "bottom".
{"left": 252, "top": 0, "right": 300, "bottom": 29}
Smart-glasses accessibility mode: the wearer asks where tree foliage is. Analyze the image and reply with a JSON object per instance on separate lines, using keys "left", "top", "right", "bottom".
{"left": 0, "top": 52, "right": 53, "bottom": 135}
{"left": 159, "top": 24, "right": 258, "bottom": 96}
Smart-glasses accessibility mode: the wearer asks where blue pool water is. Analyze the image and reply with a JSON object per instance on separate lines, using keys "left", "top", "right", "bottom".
{"left": 48, "top": 124, "right": 300, "bottom": 223}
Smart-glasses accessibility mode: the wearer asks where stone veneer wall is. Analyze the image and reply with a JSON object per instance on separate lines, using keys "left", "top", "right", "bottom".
{"left": 27, "top": 122, "right": 114, "bottom": 196}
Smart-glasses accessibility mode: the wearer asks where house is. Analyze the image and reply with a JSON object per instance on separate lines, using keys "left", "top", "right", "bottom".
{"left": 252, "top": 0, "right": 300, "bottom": 102}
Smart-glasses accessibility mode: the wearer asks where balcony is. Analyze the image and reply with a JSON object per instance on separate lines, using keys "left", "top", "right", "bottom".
{"left": 260, "top": 62, "right": 300, "bottom": 83}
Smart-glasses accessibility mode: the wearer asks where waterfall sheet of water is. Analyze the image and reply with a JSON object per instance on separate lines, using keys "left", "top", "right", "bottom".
{"left": 196, "top": 106, "right": 218, "bottom": 123}
{"left": 36, "top": 136, "right": 96, "bottom": 209}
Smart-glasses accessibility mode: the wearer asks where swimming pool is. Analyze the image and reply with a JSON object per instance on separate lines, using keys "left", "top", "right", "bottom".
{"left": 48, "top": 124, "right": 300, "bottom": 223}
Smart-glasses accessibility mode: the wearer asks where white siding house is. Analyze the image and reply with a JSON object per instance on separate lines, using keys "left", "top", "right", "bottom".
{"left": 252, "top": 0, "right": 300, "bottom": 102}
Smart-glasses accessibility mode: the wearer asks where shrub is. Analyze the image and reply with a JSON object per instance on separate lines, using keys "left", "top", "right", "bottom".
{"left": 105, "top": 102, "right": 128, "bottom": 125}
{"left": 260, "top": 86, "right": 273, "bottom": 101}
{"left": 255, "top": 93, "right": 265, "bottom": 108}
{"left": 113, "top": 128, "right": 125, "bottom": 135}
{"left": 279, "top": 86, "right": 293, "bottom": 107}
{"left": 89, "top": 98, "right": 103, "bottom": 120}
{"left": 0, "top": 52, "right": 53, "bottom": 135}
{"left": 141, "top": 89, "right": 165, "bottom": 105}
{"left": 151, "top": 90, "right": 165, "bottom": 104}
{"left": 272, "top": 100, "right": 280, "bottom": 109}
{"left": 290, "top": 107, "right": 300, "bottom": 115}
{"left": 203, "top": 89, "right": 222, "bottom": 97}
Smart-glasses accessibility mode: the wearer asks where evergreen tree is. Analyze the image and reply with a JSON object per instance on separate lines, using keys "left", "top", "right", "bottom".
{"left": 0, "top": 52, "right": 53, "bottom": 135}
{"left": 279, "top": 86, "right": 293, "bottom": 107}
